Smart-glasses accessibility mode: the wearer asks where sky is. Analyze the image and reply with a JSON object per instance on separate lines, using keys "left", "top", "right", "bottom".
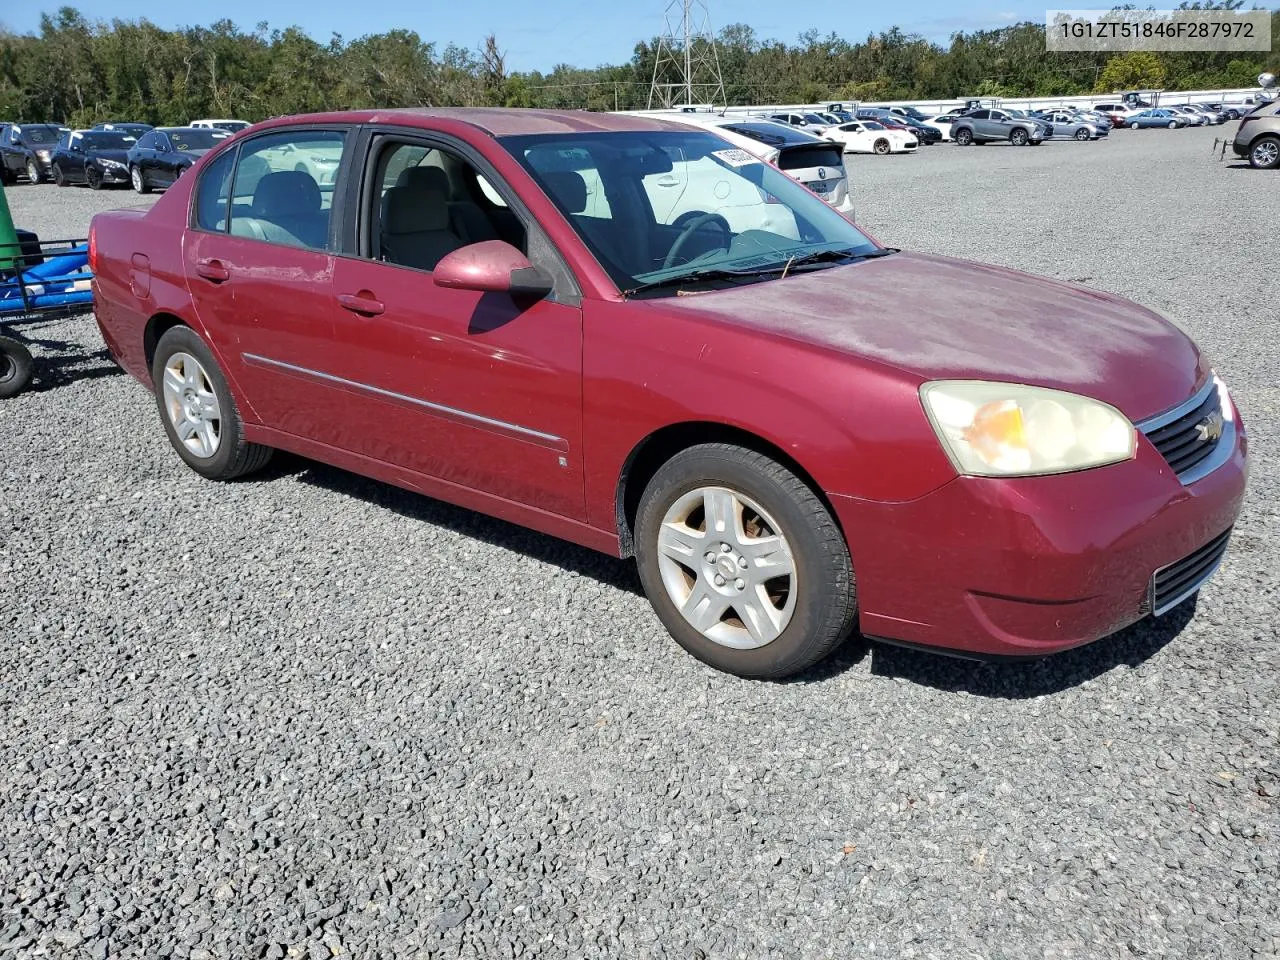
{"left": 2, "top": 1, "right": 1047, "bottom": 72}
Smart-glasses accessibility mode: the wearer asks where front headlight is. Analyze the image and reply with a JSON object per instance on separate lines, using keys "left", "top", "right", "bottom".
{"left": 36, "top": 149, "right": 51, "bottom": 159}
{"left": 98, "top": 158, "right": 126, "bottom": 170}
{"left": 920, "top": 380, "right": 1136, "bottom": 477}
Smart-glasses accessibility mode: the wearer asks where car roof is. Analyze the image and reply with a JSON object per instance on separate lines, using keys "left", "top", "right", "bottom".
{"left": 247, "top": 108, "right": 689, "bottom": 138}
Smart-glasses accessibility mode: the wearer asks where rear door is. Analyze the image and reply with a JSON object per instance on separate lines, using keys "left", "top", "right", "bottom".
{"left": 183, "top": 127, "right": 352, "bottom": 437}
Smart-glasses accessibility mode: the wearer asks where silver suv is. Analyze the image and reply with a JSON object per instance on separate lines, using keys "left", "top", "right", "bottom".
{"left": 951, "top": 109, "right": 1045, "bottom": 146}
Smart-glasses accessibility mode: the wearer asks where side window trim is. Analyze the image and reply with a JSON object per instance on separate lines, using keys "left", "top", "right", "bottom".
{"left": 344, "top": 124, "right": 581, "bottom": 306}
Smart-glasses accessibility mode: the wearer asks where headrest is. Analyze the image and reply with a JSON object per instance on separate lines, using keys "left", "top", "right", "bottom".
{"left": 397, "top": 165, "right": 451, "bottom": 196}
{"left": 252, "top": 171, "right": 320, "bottom": 216}
{"left": 382, "top": 184, "right": 450, "bottom": 235}
{"left": 541, "top": 171, "right": 587, "bottom": 214}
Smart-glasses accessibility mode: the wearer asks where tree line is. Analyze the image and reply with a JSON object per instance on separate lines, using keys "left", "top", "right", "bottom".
{"left": 1, "top": 5, "right": 1276, "bottom": 126}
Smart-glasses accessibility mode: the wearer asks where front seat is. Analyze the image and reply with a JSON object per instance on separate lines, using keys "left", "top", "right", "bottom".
{"left": 251, "top": 171, "right": 326, "bottom": 249}
{"left": 379, "top": 183, "right": 463, "bottom": 271}
{"left": 399, "top": 165, "right": 499, "bottom": 245}
{"left": 540, "top": 170, "right": 635, "bottom": 275}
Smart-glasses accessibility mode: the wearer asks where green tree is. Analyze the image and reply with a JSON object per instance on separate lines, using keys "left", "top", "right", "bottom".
{"left": 1096, "top": 51, "right": 1168, "bottom": 91}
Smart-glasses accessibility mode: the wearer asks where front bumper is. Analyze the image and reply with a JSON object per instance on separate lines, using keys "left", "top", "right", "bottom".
{"left": 833, "top": 406, "right": 1248, "bottom": 659}
{"left": 94, "top": 164, "right": 129, "bottom": 182}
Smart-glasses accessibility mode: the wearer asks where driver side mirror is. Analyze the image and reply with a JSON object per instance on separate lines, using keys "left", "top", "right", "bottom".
{"left": 433, "top": 240, "right": 553, "bottom": 298}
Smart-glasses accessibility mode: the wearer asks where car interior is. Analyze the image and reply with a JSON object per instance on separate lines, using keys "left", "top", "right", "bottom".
{"left": 373, "top": 144, "right": 526, "bottom": 272}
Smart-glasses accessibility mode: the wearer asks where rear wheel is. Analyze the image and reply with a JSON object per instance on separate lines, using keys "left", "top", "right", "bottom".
{"left": 954, "top": 128, "right": 973, "bottom": 146}
{"left": 26, "top": 159, "right": 43, "bottom": 184}
{"left": 130, "top": 165, "right": 150, "bottom": 194}
{"left": 151, "top": 327, "right": 273, "bottom": 480}
{"left": 0, "top": 336, "right": 35, "bottom": 399}
{"left": 1010, "top": 128, "right": 1029, "bottom": 146}
{"left": 873, "top": 139, "right": 890, "bottom": 155}
{"left": 1250, "top": 136, "right": 1280, "bottom": 169}
{"left": 634, "top": 444, "right": 857, "bottom": 679}
{"left": 1074, "top": 127, "right": 1090, "bottom": 141}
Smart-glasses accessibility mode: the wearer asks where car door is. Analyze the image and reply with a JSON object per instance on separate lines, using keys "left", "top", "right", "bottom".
{"left": 131, "top": 131, "right": 156, "bottom": 181}
{"left": 1, "top": 126, "right": 21, "bottom": 175}
{"left": 64, "top": 132, "right": 86, "bottom": 181}
{"left": 326, "top": 131, "right": 585, "bottom": 517}
{"left": 151, "top": 133, "right": 177, "bottom": 185}
{"left": 183, "top": 127, "right": 352, "bottom": 441}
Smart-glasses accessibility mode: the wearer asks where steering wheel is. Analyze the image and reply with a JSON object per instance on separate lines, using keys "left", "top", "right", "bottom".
{"left": 663, "top": 212, "right": 732, "bottom": 269}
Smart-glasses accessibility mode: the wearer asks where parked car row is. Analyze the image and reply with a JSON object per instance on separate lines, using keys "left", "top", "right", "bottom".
{"left": 0, "top": 119, "right": 250, "bottom": 186}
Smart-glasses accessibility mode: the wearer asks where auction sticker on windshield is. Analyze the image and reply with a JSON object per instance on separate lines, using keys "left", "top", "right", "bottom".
{"left": 712, "top": 149, "right": 759, "bottom": 167}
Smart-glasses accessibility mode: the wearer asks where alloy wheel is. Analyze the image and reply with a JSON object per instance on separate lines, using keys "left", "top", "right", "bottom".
{"left": 161, "top": 352, "right": 222, "bottom": 458}
{"left": 655, "top": 486, "right": 797, "bottom": 650}
{"left": 26, "top": 160, "right": 39, "bottom": 183}
{"left": 131, "top": 166, "right": 143, "bottom": 192}
{"left": 1252, "top": 139, "right": 1279, "bottom": 168}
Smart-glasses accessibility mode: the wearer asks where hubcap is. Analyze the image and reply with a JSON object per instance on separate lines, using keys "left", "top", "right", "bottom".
{"left": 132, "top": 168, "right": 142, "bottom": 190}
{"left": 656, "top": 486, "right": 797, "bottom": 650}
{"left": 161, "top": 352, "right": 221, "bottom": 458}
{"left": 1255, "top": 141, "right": 1279, "bottom": 166}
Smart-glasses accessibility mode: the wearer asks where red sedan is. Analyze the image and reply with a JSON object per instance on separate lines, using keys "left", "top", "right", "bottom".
{"left": 89, "top": 109, "right": 1247, "bottom": 678}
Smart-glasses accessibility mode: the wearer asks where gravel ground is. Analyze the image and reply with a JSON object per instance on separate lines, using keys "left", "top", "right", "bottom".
{"left": 2, "top": 125, "right": 1277, "bottom": 960}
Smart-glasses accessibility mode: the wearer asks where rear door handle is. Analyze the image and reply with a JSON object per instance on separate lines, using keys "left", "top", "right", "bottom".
{"left": 195, "top": 258, "right": 229, "bottom": 283}
{"left": 337, "top": 293, "right": 385, "bottom": 316}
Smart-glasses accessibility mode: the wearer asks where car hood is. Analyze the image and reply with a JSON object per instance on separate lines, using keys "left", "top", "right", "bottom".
{"left": 87, "top": 148, "right": 130, "bottom": 163}
{"left": 661, "top": 250, "right": 1205, "bottom": 423}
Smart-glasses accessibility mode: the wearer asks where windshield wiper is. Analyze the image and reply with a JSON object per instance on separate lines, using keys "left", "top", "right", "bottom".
{"left": 622, "top": 267, "right": 771, "bottom": 298}
{"left": 778, "top": 247, "right": 898, "bottom": 272}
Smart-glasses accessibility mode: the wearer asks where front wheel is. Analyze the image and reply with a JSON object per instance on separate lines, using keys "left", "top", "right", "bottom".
{"left": 1168, "top": 121, "right": 1178, "bottom": 129}
{"left": 0, "top": 335, "right": 35, "bottom": 399}
{"left": 873, "top": 139, "right": 890, "bottom": 155}
{"left": 1010, "top": 128, "right": 1029, "bottom": 146}
{"left": 1250, "top": 136, "right": 1280, "bottom": 170}
{"left": 86, "top": 166, "right": 103, "bottom": 190}
{"left": 634, "top": 444, "right": 857, "bottom": 679}
{"left": 151, "top": 327, "right": 273, "bottom": 480}
{"left": 26, "top": 159, "right": 43, "bottom": 184}
{"left": 53, "top": 164, "right": 69, "bottom": 186}
{"left": 954, "top": 128, "right": 973, "bottom": 146}
{"left": 130, "top": 165, "right": 150, "bottom": 194}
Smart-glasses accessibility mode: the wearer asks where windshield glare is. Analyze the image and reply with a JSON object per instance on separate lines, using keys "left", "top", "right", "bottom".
{"left": 21, "top": 126, "right": 59, "bottom": 144}
{"left": 168, "top": 129, "right": 228, "bottom": 151}
{"left": 503, "top": 130, "right": 877, "bottom": 296}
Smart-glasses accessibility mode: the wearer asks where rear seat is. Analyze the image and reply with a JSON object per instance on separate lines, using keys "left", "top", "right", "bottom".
{"left": 233, "top": 171, "right": 328, "bottom": 249}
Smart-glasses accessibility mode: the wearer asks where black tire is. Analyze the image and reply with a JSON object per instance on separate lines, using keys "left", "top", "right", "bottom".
{"left": 130, "top": 165, "right": 150, "bottom": 194}
{"left": 53, "top": 163, "right": 69, "bottom": 186}
{"left": 1249, "top": 136, "right": 1280, "bottom": 170}
{"left": 150, "top": 326, "right": 273, "bottom": 480}
{"left": 1010, "top": 128, "right": 1029, "bottom": 146}
{"left": 954, "top": 127, "right": 973, "bottom": 146}
{"left": 1168, "top": 121, "right": 1178, "bottom": 130}
{"left": 634, "top": 443, "right": 857, "bottom": 679}
{"left": 0, "top": 165, "right": 12, "bottom": 185}
{"left": 1074, "top": 127, "right": 1090, "bottom": 141}
{"left": 0, "top": 336, "right": 35, "bottom": 399}
{"left": 873, "top": 139, "right": 890, "bottom": 155}
{"left": 1130, "top": 121, "right": 1140, "bottom": 130}
{"left": 86, "top": 166, "right": 103, "bottom": 190}
{"left": 26, "top": 158, "right": 43, "bottom": 184}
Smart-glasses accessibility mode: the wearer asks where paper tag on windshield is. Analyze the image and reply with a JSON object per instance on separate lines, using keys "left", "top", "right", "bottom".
{"left": 712, "top": 148, "right": 758, "bottom": 167}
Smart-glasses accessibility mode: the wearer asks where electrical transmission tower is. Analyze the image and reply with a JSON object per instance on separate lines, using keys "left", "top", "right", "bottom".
{"left": 646, "top": 0, "right": 727, "bottom": 109}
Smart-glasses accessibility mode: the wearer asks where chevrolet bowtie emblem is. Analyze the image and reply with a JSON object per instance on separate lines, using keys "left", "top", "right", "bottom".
{"left": 1194, "top": 412, "right": 1224, "bottom": 443}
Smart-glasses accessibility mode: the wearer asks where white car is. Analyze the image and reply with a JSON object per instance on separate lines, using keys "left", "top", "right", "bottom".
{"left": 925, "top": 114, "right": 961, "bottom": 141}
{"left": 825, "top": 120, "right": 917, "bottom": 155}
{"left": 649, "top": 113, "right": 856, "bottom": 219}
{"left": 189, "top": 119, "right": 251, "bottom": 133}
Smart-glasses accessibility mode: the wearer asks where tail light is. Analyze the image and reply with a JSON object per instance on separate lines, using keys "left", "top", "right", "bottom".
{"left": 88, "top": 223, "right": 97, "bottom": 273}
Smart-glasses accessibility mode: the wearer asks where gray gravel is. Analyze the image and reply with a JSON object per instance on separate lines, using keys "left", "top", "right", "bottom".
{"left": 2, "top": 126, "right": 1278, "bottom": 959}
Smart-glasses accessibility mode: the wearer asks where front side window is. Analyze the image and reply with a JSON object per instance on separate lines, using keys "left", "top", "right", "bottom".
{"left": 504, "top": 130, "right": 878, "bottom": 297}
{"left": 193, "top": 149, "right": 236, "bottom": 233}
{"left": 135, "top": 132, "right": 155, "bottom": 150}
{"left": 226, "top": 130, "right": 345, "bottom": 249}
{"left": 365, "top": 139, "right": 527, "bottom": 272}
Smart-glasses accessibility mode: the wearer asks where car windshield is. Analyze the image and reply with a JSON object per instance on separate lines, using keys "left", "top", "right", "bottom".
{"left": 862, "top": 121, "right": 885, "bottom": 130}
{"left": 502, "top": 130, "right": 879, "bottom": 297}
{"left": 82, "top": 133, "right": 134, "bottom": 150}
{"left": 20, "top": 125, "right": 60, "bottom": 144}
{"left": 168, "top": 129, "right": 230, "bottom": 151}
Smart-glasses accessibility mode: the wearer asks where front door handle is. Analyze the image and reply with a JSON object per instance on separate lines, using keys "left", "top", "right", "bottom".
{"left": 337, "top": 292, "right": 385, "bottom": 316}
{"left": 195, "top": 258, "right": 229, "bottom": 283}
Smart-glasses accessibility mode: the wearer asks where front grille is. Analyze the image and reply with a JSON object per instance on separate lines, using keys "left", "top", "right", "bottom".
{"left": 1139, "top": 380, "right": 1226, "bottom": 481}
{"left": 1150, "top": 528, "right": 1232, "bottom": 615}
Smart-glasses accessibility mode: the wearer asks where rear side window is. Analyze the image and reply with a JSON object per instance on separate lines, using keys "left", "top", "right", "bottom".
{"left": 194, "top": 149, "right": 236, "bottom": 232}
{"left": 227, "top": 130, "right": 346, "bottom": 250}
